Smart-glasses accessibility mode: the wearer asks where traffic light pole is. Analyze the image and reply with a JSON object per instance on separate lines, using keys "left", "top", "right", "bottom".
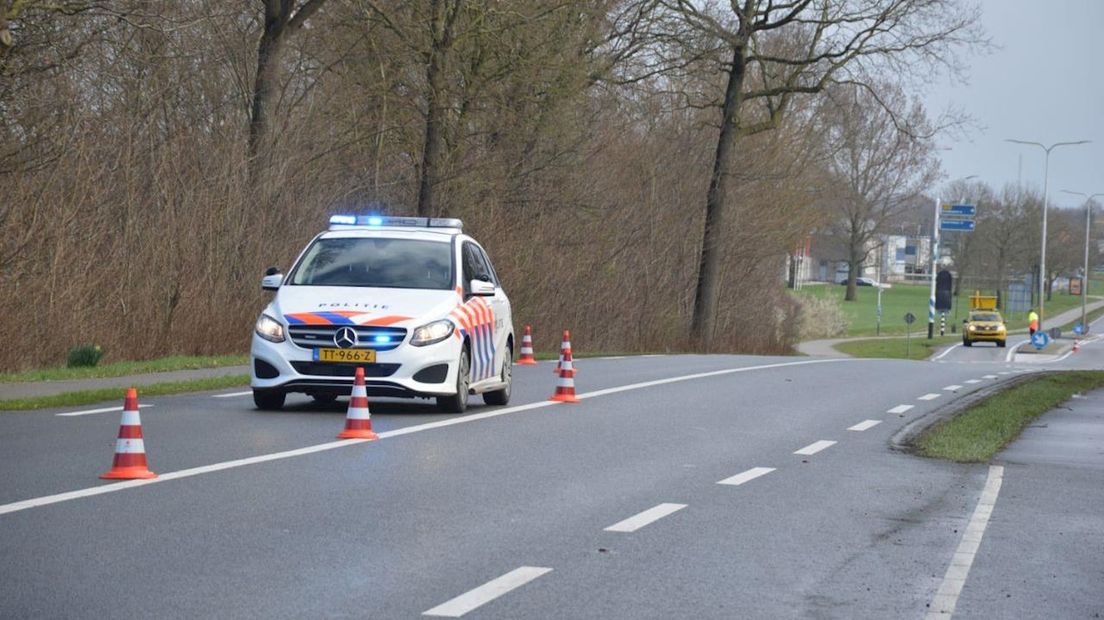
{"left": 928, "top": 196, "right": 939, "bottom": 339}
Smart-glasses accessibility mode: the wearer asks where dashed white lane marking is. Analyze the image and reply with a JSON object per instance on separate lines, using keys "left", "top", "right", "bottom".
{"left": 56, "top": 404, "right": 153, "bottom": 418}
{"left": 943, "top": 385, "right": 963, "bottom": 391}
{"left": 1, "top": 358, "right": 852, "bottom": 516}
{"left": 918, "top": 393, "right": 941, "bottom": 401}
{"left": 423, "top": 566, "right": 552, "bottom": 617}
{"left": 982, "top": 374, "right": 998, "bottom": 379}
{"left": 997, "top": 372, "right": 1010, "bottom": 375}
{"left": 717, "top": 467, "right": 775, "bottom": 486}
{"left": 964, "top": 379, "right": 982, "bottom": 384}
{"left": 925, "top": 465, "right": 1004, "bottom": 619}
{"left": 794, "top": 440, "right": 836, "bottom": 456}
{"left": 847, "top": 420, "right": 882, "bottom": 432}
{"left": 605, "top": 503, "right": 687, "bottom": 532}
{"left": 212, "top": 391, "right": 253, "bottom": 399}
{"left": 888, "top": 404, "right": 914, "bottom": 414}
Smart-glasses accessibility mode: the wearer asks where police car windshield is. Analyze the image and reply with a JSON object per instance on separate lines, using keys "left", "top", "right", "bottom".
{"left": 289, "top": 237, "right": 452, "bottom": 290}
{"left": 972, "top": 313, "right": 1000, "bottom": 321}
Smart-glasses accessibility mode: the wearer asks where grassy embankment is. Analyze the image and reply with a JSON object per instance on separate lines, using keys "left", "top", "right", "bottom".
{"left": 0, "top": 354, "right": 248, "bottom": 383}
{"left": 917, "top": 371, "right": 1104, "bottom": 462}
{"left": 0, "top": 375, "right": 250, "bottom": 411}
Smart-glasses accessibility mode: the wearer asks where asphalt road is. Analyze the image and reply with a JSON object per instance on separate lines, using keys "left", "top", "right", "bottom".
{"left": 1, "top": 350, "right": 1101, "bottom": 618}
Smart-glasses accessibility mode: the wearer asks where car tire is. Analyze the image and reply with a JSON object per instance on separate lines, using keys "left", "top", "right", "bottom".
{"left": 437, "top": 347, "right": 470, "bottom": 414}
{"left": 997, "top": 340, "right": 1006, "bottom": 348}
{"left": 253, "top": 389, "right": 286, "bottom": 410}
{"left": 483, "top": 345, "right": 513, "bottom": 406}
{"left": 963, "top": 339, "right": 972, "bottom": 347}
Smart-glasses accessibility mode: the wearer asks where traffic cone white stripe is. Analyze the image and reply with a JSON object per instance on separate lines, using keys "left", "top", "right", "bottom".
{"left": 114, "top": 438, "right": 146, "bottom": 454}
{"left": 120, "top": 410, "right": 142, "bottom": 426}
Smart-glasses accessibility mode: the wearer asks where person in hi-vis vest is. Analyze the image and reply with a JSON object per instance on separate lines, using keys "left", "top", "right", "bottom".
{"left": 1028, "top": 309, "right": 1039, "bottom": 336}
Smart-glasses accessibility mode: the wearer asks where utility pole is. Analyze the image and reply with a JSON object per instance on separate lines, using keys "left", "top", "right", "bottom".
{"left": 1006, "top": 139, "right": 1090, "bottom": 331}
{"left": 1062, "top": 190, "right": 1102, "bottom": 335}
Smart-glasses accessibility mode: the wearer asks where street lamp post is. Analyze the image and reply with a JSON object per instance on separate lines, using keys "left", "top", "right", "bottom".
{"left": 1062, "top": 190, "right": 1103, "bottom": 335}
{"left": 1005, "top": 139, "right": 1090, "bottom": 331}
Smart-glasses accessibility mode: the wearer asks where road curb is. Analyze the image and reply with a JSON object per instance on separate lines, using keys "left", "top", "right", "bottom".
{"left": 889, "top": 372, "right": 1049, "bottom": 455}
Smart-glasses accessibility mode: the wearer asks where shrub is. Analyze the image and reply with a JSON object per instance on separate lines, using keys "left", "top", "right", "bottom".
{"left": 67, "top": 345, "right": 104, "bottom": 368}
{"left": 797, "top": 295, "right": 850, "bottom": 340}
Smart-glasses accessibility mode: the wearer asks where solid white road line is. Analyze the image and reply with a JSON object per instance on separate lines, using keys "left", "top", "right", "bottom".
{"left": 717, "top": 467, "right": 775, "bottom": 486}
{"left": 943, "top": 385, "right": 963, "bottom": 391}
{"left": 887, "top": 404, "right": 914, "bottom": 414}
{"left": 56, "top": 404, "right": 152, "bottom": 418}
{"left": 847, "top": 420, "right": 882, "bottom": 432}
{"left": 918, "top": 393, "right": 941, "bottom": 401}
{"left": 423, "top": 566, "right": 552, "bottom": 617}
{"left": 605, "top": 503, "right": 687, "bottom": 533}
{"left": 212, "top": 391, "right": 253, "bottom": 399}
{"left": 925, "top": 465, "right": 1004, "bottom": 619}
{"left": 1, "top": 358, "right": 852, "bottom": 517}
{"left": 793, "top": 440, "right": 836, "bottom": 456}
{"left": 982, "top": 374, "right": 998, "bottom": 379}
{"left": 964, "top": 379, "right": 981, "bottom": 384}
{"left": 997, "top": 372, "right": 1010, "bottom": 375}
{"left": 932, "top": 344, "right": 962, "bottom": 361}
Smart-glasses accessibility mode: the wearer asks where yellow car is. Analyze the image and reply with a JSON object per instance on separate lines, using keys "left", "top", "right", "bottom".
{"left": 962, "top": 311, "right": 1007, "bottom": 347}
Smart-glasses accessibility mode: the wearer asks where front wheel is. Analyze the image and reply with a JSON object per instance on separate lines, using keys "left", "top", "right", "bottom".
{"left": 253, "top": 389, "right": 286, "bottom": 410}
{"left": 962, "top": 339, "right": 972, "bottom": 347}
{"left": 483, "top": 345, "right": 513, "bottom": 406}
{"left": 436, "top": 348, "right": 471, "bottom": 413}
{"left": 997, "top": 340, "right": 1006, "bottom": 348}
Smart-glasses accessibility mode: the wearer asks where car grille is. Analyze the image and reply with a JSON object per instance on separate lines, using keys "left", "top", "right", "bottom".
{"left": 290, "top": 362, "right": 400, "bottom": 377}
{"left": 288, "top": 325, "right": 406, "bottom": 352}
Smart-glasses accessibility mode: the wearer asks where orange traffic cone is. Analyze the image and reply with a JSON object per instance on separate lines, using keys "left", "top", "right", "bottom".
{"left": 554, "top": 330, "right": 572, "bottom": 374}
{"left": 338, "top": 367, "right": 379, "bottom": 440}
{"left": 550, "top": 339, "right": 580, "bottom": 403}
{"left": 517, "top": 325, "right": 537, "bottom": 365}
{"left": 100, "top": 388, "right": 157, "bottom": 480}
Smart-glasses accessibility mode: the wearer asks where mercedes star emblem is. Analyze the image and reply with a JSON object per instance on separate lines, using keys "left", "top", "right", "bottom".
{"left": 334, "top": 326, "right": 358, "bottom": 349}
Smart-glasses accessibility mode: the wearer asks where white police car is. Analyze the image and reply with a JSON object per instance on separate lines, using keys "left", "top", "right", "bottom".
{"left": 251, "top": 215, "right": 514, "bottom": 413}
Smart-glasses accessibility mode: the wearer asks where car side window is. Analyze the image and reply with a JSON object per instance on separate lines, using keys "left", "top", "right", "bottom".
{"left": 462, "top": 243, "right": 479, "bottom": 295}
{"left": 474, "top": 246, "right": 498, "bottom": 286}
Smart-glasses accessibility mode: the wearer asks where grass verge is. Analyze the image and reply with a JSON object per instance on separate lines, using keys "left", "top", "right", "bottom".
{"left": 0, "top": 354, "right": 248, "bottom": 383}
{"left": 0, "top": 375, "right": 250, "bottom": 411}
{"left": 834, "top": 335, "right": 960, "bottom": 361}
{"left": 917, "top": 371, "right": 1104, "bottom": 462}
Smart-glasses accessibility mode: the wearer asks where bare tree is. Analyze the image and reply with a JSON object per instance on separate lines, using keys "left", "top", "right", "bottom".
{"left": 823, "top": 84, "right": 939, "bottom": 301}
{"left": 652, "top": 0, "right": 982, "bottom": 342}
{"left": 247, "top": 0, "right": 328, "bottom": 171}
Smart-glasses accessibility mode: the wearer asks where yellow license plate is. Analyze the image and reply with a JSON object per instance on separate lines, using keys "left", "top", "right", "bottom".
{"left": 314, "top": 348, "right": 376, "bottom": 363}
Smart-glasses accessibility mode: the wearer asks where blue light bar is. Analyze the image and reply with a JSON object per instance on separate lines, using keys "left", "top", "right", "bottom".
{"left": 328, "top": 215, "right": 463, "bottom": 231}
{"left": 373, "top": 335, "right": 391, "bottom": 344}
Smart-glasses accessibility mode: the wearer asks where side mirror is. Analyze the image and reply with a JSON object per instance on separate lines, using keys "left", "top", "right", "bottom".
{"left": 470, "top": 279, "right": 496, "bottom": 296}
{"left": 262, "top": 267, "right": 283, "bottom": 291}
{"left": 962, "top": 319, "right": 968, "bottom": 324}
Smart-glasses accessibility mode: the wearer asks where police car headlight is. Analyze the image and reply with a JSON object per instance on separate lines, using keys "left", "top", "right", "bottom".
{"left": 411, "top": 320, "right": 453, "bottom": 346}
{"left": 255, "top": 314, "right": 285, "bottom": 343}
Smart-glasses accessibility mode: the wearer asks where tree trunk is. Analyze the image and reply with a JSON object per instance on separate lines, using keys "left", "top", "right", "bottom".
{"left": 416, "top": 39, "right": 447, "bottom": 217}
{"left": 689, "top": 44, "right": 747, "bottom": 345}
{"left": 247, "top": 9, "right": 287, "bottom": 176}
{"left": 846, "top": 248, "right": 860, "bottom": 302}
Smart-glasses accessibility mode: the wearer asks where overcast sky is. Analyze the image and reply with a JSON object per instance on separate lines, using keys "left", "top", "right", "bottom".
{"left": 924, "top": 0, "right": 1104, "bottom": 209}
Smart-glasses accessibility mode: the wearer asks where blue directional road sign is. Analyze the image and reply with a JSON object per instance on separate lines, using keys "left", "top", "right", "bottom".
{"left": 940, "top": 219, "right": 976, "bottom": 231}
{"left": 942, "top": 203, "right": 977, "bottom": 216}
{"left": 1031, "top": 331, "right": 1050, "bottom": 350}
